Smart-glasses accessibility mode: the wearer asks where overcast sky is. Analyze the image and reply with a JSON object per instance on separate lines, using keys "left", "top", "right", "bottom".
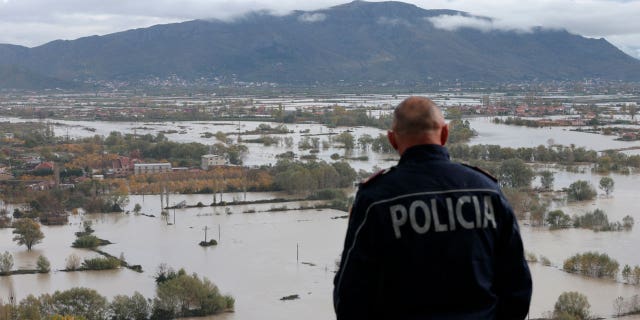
{"left": 1, "top": 0, "right": 639, "bottom": 59}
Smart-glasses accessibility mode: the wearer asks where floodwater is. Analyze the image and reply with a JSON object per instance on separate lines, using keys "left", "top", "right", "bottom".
{"left": 1, "top": 190, "right": 639, "bottom": 319}
{"left": 1, "top": 112, "right": 640, "bottom": 319}
{"left": 468, "top": 117, "right": 640, "bottom": 152}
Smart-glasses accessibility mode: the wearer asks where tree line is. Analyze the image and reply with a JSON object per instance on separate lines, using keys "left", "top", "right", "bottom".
{"left": 0, "top": 266, "right": 233, "bottom": 320}
{"left": 563, "top": 252, "right": 619, "bottom": 279}
{"left": 447, "top": 143, "right": 640, "bottom": 173}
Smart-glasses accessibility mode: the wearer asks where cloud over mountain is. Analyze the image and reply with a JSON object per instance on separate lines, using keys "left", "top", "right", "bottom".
{"left": 1, "top": 0, "right": 639, "bottom": 89}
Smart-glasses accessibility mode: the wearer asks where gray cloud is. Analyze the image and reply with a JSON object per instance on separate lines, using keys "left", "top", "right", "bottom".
{"left": 414, "top": 0, "right": 640, "bottom": 57}
{"left": 427, "top": 15, "right": 495, "bottom": 32}
{"left": 298, "top": 12, "right": 327, "bottom": 23}
{"left": 377, "top": 17, "right": 412, "bottom": 27}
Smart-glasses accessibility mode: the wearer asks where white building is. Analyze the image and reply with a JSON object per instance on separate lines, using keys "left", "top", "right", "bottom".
{"left": 134, "top": 163, "right": 172, "bottom": 174}
{"left": 201, "top": 154, "right": 226, "bottom": 170}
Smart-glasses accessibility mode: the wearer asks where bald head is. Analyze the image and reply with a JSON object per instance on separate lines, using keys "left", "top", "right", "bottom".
{"left": 388, "top": 96, "right": 448, "bottom": 155}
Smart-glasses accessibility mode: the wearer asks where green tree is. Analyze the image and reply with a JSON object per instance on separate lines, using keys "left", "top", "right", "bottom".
{"left": 37, "top": 255, "right": 51, "bottom": 273}
{"left": 563, "top": 252, "right": 619, "bottom": 278}
{"left": 109, "top": 292, "right": 150, "bottom": 320}
{"left": 12, "top": 218, "right": 45, "bottom": 250}
{"left": 152, "top": 271, "right": 234, "bottom": 318}
{"left": 0, "top": 251, "right": 13, "bottom": 273}
{"left": 334, "top": 132, "right": 355, "bottom": 150}
{"left": 16, "top": 295, "right": 43, "bottom": 320}
{"left": 40, "top": 288, "right": 108, "bottom": 320}
{"left": 332, "top": 161, "right": 357, "bottom": 188}
{"left": 567, "top": 180, "right": 597, "bottom": 201}
{"left": 622, "top": 265, "right": 632, "bottom": 283}
{"left": 546, "top": 210, "right": 572, "bottom": 229}
{"left": 133, "top": 203, "right": 142, "bottom": 214}
{"left": 371, "top": 134, "right": 394, "bottom": 153}
{"left": 447, "top": 118, "right": 476, "bottom": 143}
{"left": 106, "top": 192, "right": 129, "bottom": 212}
{"left": 539, "top": 170, "right": 555, "bottom": 190}
{"left": 622, "top": 215, "right": 634, "bottom": 230}
{"left": 357, "top": 134, "right": 374, "bottom": 150}
{"left": 629, "top": 104, "right": 637, "bottom": 121}
{"left": 498, "top": 158, "right": 534, "bottom": 189}
{"left": 553, "top": 291, "right": 591, "bottom": 320}
{"left": 633, "top": 266, "right": 640, "bottom": 285}
{"left": 598, "top": 176, "right": 615, "bottom": 197}
{"left": 572, "top": 208, "right": 624, "bottom": 231}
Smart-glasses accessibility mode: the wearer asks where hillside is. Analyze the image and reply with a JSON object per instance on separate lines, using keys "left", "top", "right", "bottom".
{"left": 1, "top": 1, "right": 639, "bottom": 89}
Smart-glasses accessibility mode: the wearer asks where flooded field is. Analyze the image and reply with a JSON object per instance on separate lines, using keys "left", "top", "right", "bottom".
{"left": 1, "top": 190, "right": 639, "bottom": 319}
{"left": 2, "top": 105, "right": 640, "bottom": 319}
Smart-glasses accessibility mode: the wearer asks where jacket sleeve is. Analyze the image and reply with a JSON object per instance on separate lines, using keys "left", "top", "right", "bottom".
{"left": 495, "top": 195, "right": 533, "bottom": 320}
{"left": 333, "top": 192, "right": 380, "bottom": 319}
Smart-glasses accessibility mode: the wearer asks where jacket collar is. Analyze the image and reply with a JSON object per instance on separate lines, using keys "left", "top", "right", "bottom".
{"left": 398, "top": 144, "right": 450, "bottom": 164}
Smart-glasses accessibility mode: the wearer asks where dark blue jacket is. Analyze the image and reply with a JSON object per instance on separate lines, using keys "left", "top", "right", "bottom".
{"left": 334, "top": 144, "right": 532, "bottom": 320}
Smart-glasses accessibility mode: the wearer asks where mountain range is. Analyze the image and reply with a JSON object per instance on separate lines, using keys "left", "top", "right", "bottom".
{"left": 1, "top": 0, "right": 639, "bottom": 89}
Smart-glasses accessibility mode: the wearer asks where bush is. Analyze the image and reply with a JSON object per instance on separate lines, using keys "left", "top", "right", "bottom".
{"left": 525, "top": 252, "right": 538, "bottom": 263}
{"left": 42, "top": 287, "right": 108, "bottom": 320}
{"left": 109, "top": 292, "right": 150, "bottom": 320}
{"left": 573, "top": 209, "right": 632, "bottom": 232}
{"left": 624, "top": 265, "right": 640, "bottom": 285}
{"left": 563, "top": 252, "right": 619, "bottom": 278}
{"left": 81, "top": 257, "right": 120, "bottom": 270}
{"left": 0, "top": 251, "right": 14, "bottom": 273}
{"left": 553, "top": 291, "right": 591, "bottom": 320}
{"left": 199, "top": 239, "right": 218, "bottom": 247}
{"left": 567, "top": 180, "right": 597, "bottom": 201}
{"left": 546, "top": 210, "right": 572, "bottom": 229}
{"left": 573, "top": 209, "right": 609, "bottom": 231}
{"left": 623, "top": 215, "right": 635, "bottom": 230}
{"left": 37, "top": 255, "right": 51, "bottom": 273}
{"left": 65, "top": 254, "right": 81, "bottom": 271}
{"left": 498, "top": 158, "right": 534, "bottom": 189}
{"left": 72, "top": 235, "right": 101, "bottom": 248}
{"left": 152, "top": 271, "right": 234, "bottom": 317}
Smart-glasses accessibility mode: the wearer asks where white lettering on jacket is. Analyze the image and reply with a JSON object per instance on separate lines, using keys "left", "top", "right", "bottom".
{"left": 390, "top": 195, "right": 496, "bottom": 239}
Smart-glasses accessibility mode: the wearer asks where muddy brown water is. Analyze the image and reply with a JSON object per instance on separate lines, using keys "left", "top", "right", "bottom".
{"left": 1, "top": 114, "right": 640, "bottom": 318}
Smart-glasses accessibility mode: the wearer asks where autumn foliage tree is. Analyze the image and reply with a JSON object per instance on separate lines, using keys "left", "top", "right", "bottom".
{"left": 12, "top": 218, "right": 45, "bottom": 251}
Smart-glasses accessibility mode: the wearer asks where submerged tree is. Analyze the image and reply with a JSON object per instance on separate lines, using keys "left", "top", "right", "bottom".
{"left": 567, "top": 180, "right": 597, "bottom": 201}
{"left": 37, "top": 255, "right": 51, "bottom": 273}
{"left": 498, "top": 158, "right": 534, "bottom": 189}
{"left": 553, "top": 291, "right": 591, "bottom": 320}
{"left": 12, "top": 218, "right": 45, "bottom": 251}
{"left": 0, "top": 251, "right": 13, "bottom": 273}
{"left": 599, "top": 176, "right": 615, "bottom": 197}
{"left": 539, "top": 170, "right": 555, "bottom": 191}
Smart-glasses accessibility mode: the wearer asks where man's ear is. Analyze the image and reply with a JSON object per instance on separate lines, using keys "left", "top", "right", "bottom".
{"left": 387, "top": 130, "right": 398, "bottom": 150}
{"left": 440, "top": 124, "right": 449, "bottom": 146}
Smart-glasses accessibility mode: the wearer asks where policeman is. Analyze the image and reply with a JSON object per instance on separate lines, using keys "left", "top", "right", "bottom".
{"left": 333, "top": 97, "right": 532, "bottom": 319}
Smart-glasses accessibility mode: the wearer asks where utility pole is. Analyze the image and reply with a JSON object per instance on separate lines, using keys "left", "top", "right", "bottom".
{"left": 203, "top": 226, "right": 208, "bottom": 242}
{"left": 243, "top": 167, "right": 247, "bottom": 201}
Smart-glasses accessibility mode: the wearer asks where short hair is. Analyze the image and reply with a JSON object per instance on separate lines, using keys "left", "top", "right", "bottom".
{"left": 393, "top": 97, "right": 443, "bottom": 135}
